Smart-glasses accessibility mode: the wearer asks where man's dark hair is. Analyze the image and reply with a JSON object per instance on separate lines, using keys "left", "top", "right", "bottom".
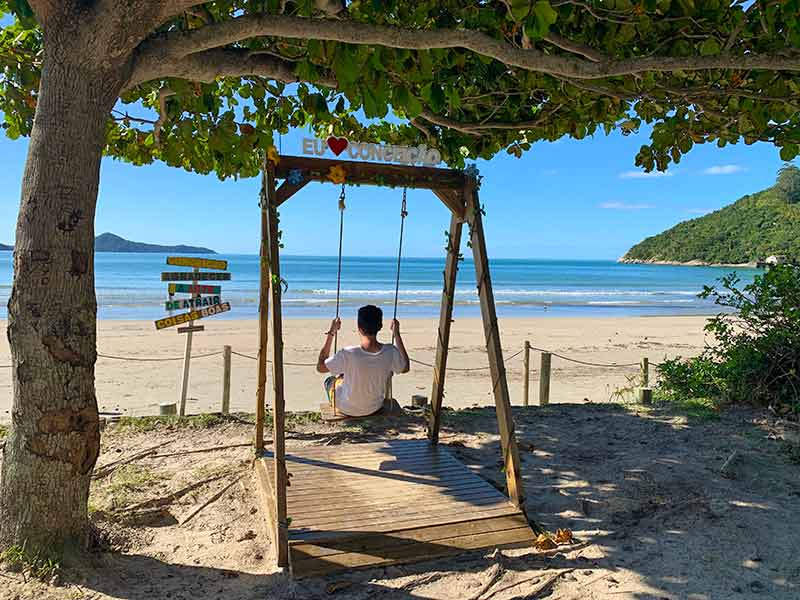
{"left": 357, "top": 305, "right": 383, "bottom": 336}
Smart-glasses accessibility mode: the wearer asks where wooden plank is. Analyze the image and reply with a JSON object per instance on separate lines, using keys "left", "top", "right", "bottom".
{"left": 289, "top": 505, "right": 520, "bottom": 543}
{"left": 288, "top": 485, "right": 503, "bottom": 516}
{"left": 165, "top": 295, "right": 222, "bottom": 311}
{"left": 280, "top": 438, "right": 433, "bottom": 459}
{"left": 292, "top": 514, "right": 530, "bottom": 559}
{"left": 169, "top": 283, "right": 221, "bottom": 295}
{"left": 266, "top": 162, "right": 289, "bottom": 568}
{"left": 466, "top": 183, "right": 526, "bottom": 512}
{"left": 284, "top": 464, "right": 476, "bottom": 490}
{"left": 161, "top": 271, "right": 231, "bottom": 281}
{"left": 275, "top": 178, "right": 310, "bottom": 206}
{"left": 429, "top": 213, "right": 463, "bottom": 444}
{"left": 291, "top": 525, "right": 535, "bottom": 577}
{"left": 154, "top": 302, "right": 230, "bottom": 330}
{"left": 432, "top": 188, "right": 466, "bottom": 220}
{"left": 285, "top": 474, "right": 499, "bottom": 501}
{"left": 177, "top": 325, "right": 204, "bottom": 334}
{"left": 167, "top": 256, "right": 228, "bottom": 270}
{"left": 253, "top": 459, "right": 277, "bottom": 557}
{"left": 292, "top": 495, "right": 510, "bottom": 529}
{"left": 255, "top": 174, "right": 269, "bottom": 454}
{"left": 273, "top": 155, "right": 466, "bottom": 191}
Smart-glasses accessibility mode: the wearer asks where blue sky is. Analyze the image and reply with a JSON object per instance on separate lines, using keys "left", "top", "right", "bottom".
{"left": 0, "top": 125, "right": 786, "bottom": 259}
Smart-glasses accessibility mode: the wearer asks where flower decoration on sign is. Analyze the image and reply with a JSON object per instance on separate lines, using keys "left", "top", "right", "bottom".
{"left": 464, "top": 163, "right": 480, "bottom": 179}
{"left": 327, "top": 165, "right": 347, "bottom": 184}
{"left": 267, "top": 146, "right": 280, "bottom": 165}
{"left": 287, "top": 168, "right": 304, "bottom": 185}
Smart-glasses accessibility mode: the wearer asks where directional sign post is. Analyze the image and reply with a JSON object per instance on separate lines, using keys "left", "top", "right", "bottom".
{"left": 157, "top": 256, "right": 232, "bottom": 417}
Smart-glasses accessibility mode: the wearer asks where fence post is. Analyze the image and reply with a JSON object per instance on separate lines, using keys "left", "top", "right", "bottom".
{"left": 539, "top": 352, "right": 551, "bottom": 406}
{"left": 523, "top": 341, "right": 531, "bottom": 407}
{"left": 222, "top": 345, "right": 232, "bottom": 415}
{"left": 641, "top": 357, "right": 649, "bottom": 387}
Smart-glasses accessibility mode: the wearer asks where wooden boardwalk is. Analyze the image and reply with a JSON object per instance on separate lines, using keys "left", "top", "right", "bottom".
{"left": 255, "top": 439, "right": 535, "bottom": 577}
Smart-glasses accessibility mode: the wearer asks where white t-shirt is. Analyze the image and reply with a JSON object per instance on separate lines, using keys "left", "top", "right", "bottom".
{"left": 325, "top": 344, "right": 406, "bottom": 416}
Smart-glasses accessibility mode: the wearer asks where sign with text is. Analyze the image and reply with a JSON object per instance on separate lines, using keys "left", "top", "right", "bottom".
{"left": 165, "top": 296, "right": 221, "bottom": 311}
{"left": 302, "top": 136, "right": 442, "bottom": 167}
{"left": 155, "top": 302, "right": 231, "bottom": 330}
{"left": 161, "top": 271, "right": 231, "bottom": 282}
{"left": 168, "top": 283, "right": 222, "bottom": 296}
{"left": 167, "top": 256, "right": 228, "bottom": 270}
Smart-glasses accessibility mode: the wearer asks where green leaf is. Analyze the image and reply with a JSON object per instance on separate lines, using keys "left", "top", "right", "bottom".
{"left": 699, "top": 37, "right": 721, "bottom": 56}
{"left": 780, "top": 144, "right": 798, "bottom": 161}
{"left": 510, "top": 0, "right": 532, "bottom": 21}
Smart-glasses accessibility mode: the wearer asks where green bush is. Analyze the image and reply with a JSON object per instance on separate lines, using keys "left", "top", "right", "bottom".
{"left": 657, "top": 265, "right": 800, "bottom": 416}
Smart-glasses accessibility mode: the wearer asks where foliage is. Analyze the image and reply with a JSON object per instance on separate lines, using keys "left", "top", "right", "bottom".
{"left": 656, "top": 265, "right": 800, "bottom": 416}
{"left": 3, "top": 2, "right": 800, "bottom": 177}
{"left": 0, "top": 544, "right": 60, "bottom": 581}
{"left": 623, "top": 168, "right": 800, "bottom": 264}
{"left": 775, "top": 164, "right": 800, "bottom": 204}
{"left": 0, "top": 423, "right": 8, "bottom": 438}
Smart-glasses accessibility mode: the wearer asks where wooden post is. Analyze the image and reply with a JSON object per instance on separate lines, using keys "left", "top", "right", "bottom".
{"left": 641, "top": 357, "right": 650, "bottom": 387}
{"left": 539, "top": 352, "right": 551, "bottom": 406}
{"left": 465, "top": 183, "right": 525, "bottom": 511}
{"left": 178, "top": 266, "right": 200, "bottom": 416}
{"left": 523, "top": 341, "right": 531, "bottom": 407}
{"left": 428, "top": 212, "right": 463, "bottom": 445}
{"left": 266, "top": 164, "right": 289, "bottom": 568}
{"left": 255, "top": 173, "right": 270, "bottom": 453}
{"left": 221, "top": 345, "right": 231, "bottom": 415}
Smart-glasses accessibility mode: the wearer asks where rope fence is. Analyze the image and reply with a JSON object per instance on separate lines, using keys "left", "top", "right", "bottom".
{"left": 0, "top": 340, "right": 662, "bottom": 409}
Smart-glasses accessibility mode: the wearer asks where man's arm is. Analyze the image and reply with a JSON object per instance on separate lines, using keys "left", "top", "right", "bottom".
{"left": 391, "top": 319, "right": 410, "bottom": 374}
{"left": 316, "top": 318, "right": 341, "bottom": 373}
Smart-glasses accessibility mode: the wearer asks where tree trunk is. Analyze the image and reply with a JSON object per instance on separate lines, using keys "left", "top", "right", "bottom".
{"left": 0, "top": 31, "right": 122, "bottom": 552}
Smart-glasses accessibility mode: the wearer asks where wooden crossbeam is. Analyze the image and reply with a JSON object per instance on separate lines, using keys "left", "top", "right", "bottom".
{"left": 274, "top": 155, "right": 467, "bottom": 193}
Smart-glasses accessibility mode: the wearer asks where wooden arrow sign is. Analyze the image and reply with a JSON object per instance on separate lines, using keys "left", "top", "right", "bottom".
{"left": 168, "top": 283, "right": 222, "bottom": 295}
{"left": 167, "top": 256, "right": 228, "bottom": 270}
{"left": 161, "top": 271, "right": 231, "bottom": 281}
{"left": 154, "top": 302, "right": 231, "bottom": 330}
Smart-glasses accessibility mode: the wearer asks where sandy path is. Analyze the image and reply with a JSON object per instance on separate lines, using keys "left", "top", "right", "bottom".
{"left": 0, "top": 316, "right": 711, "bottom": 421}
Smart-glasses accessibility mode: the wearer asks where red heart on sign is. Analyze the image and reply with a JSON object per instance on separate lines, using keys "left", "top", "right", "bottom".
{"left": 327, "top": 136, "right": 349, "bottom": 156}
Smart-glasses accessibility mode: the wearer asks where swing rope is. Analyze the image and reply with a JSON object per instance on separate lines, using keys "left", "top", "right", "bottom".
{"left": 392, "top": 188, "right": 408, "bottom": 334}
{"left": 332, "top": 184, "right": 346, "bottom": 412}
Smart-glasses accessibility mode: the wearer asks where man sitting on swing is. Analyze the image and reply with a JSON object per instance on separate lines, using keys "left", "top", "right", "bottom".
{"left": 316, "top": 305, "right": 410, "bottom": 417}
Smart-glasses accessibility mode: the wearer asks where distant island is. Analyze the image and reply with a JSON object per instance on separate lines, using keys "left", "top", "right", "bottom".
{"left": 0, "top": 234, "right": 216, "bottom": 253}
{"left": 621, "top": 166, "right": 800, "bottom": 266}
{"left": 95, "top": 233, "right": 216, "bottom": 254}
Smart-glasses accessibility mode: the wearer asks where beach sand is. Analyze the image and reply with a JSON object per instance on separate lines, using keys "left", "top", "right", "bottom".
{"left": 0, "top": 315, "right": 711, "bottom": 420}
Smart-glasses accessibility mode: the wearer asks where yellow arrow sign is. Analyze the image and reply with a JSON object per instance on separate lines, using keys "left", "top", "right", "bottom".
{"left": 167, "top": 256, "right": 228, "bottom": 270}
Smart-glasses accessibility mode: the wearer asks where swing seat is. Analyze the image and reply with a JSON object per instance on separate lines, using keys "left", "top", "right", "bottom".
{"left": 320, "top": 397, "right": 404, "bottom": 422}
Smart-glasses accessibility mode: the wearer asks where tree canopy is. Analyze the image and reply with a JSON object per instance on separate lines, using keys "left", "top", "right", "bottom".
{"left": 2, "top": 0, "right": 800, "bottom": 179}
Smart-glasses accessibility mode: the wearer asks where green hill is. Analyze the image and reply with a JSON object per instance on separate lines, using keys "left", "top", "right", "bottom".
{"left": 621, "top": 168, "right": 800, "bottom": 265}
{"left": 95, "top": 233, "right": 215, "bottom": 254}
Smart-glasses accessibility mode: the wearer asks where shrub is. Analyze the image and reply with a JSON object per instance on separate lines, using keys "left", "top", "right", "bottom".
{"left": 657, "top": 265, "right": 800, "bottom": 416}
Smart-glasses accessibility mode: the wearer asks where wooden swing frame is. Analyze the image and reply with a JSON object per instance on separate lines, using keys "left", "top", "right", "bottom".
{"left": 254, "top": 154, "right": 526, "bottom": 570}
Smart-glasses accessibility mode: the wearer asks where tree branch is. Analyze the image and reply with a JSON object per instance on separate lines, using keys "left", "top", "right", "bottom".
{"left": 126, "top": 47, "right": 336, "bottom": 89}
{"left": 418, "top": 106, "right": 564, "bottom": 134}
{"left": 132, "top": 13, "right": 800, "bottom": 84}
{"left": 544, "top": 33, "right": 603, "bottom": 62}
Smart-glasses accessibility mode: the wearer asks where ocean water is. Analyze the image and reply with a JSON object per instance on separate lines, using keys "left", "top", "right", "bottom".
{"left": 0, "top": 253, "right": 759, "bottom": 320}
